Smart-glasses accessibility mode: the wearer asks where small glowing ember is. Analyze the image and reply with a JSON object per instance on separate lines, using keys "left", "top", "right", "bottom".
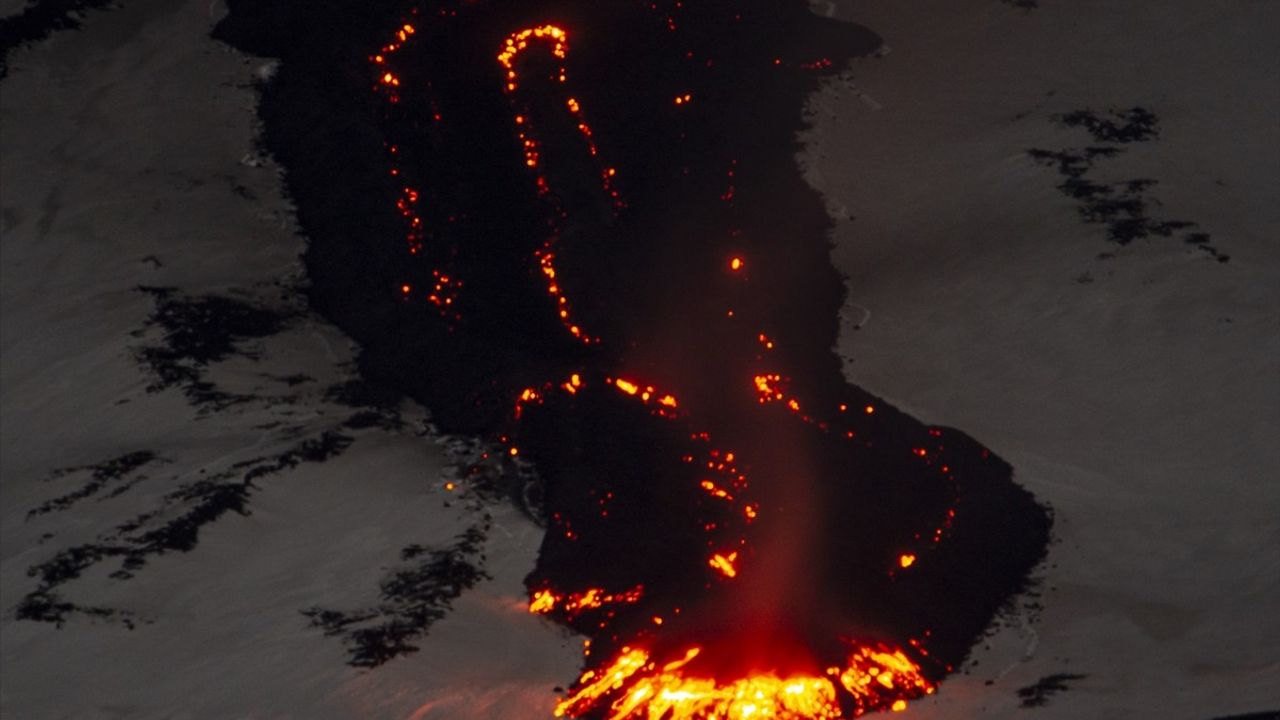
{"left": 607, "top": 377, "right": 682, "bottom": 417}
{"left": 752, "top": 374, "right": 787, "bottom": 403}
{"left": 699, "top": 479, "right": 735, "bottom": 501}
{"left": 708, "top": 551, "right": 739, "bottom": 578}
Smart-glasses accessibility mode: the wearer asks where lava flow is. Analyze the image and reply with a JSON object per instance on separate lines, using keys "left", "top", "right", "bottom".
{"left": 554, "top": 644, "right": 935, "bottom": 719}
{"left": 483, "top": 19, "right": 936, "bottom": 718}
{"left": 343, "top": 1, "right": 1051, "bottom": 718}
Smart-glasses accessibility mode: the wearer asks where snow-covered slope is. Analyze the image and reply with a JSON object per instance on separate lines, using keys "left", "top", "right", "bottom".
{"left": 804, "top": 0, "right": 1279, "bottom": 717}
{"left": 0, "top": 2, "right": 578, "bottom": 718}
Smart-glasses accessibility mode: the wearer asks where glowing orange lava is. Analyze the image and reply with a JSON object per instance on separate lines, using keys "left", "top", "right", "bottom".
{"left": 708, "top": 551, "right": 739, "bottom": 578}
{"left": 607, "top": 377, "right": 681, "bottom": 417}
{"left": 497, "top": 24, "right": 625, "bottom": 344}
{"left": 530, "top": 586, "right": 645, "bottom": 619}
{"left": 554, "top": 645, "right": 935, "bottom": 719}
{"left": 371, "top": 19, "right": 466, "bottom": 319}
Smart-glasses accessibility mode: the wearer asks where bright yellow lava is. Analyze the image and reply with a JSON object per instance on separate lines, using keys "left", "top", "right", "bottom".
{"left": 554, "top": 645, "right": 934, "bottom": 719}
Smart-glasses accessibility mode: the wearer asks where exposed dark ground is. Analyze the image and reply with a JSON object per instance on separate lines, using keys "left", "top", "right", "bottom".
{"left": 18, "top": 429, "right": 352, "bottom": 627}
{"left": 1028, "top": 107, "right": 1229, "bottom": 262}
{"left": 1015, "top": 673, "right": 1087, "bottom": 708}
{"left": 211, "top": 0, "right": 1051, "bottom": 712}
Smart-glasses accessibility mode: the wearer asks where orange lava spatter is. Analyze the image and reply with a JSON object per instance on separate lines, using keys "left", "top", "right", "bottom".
{"left": 529, "top": 586, "right": 645, "bottom": 619}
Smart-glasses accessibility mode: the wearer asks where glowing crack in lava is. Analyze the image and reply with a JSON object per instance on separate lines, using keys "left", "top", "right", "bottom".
{"left": 497, "top": 24, "right": 624, "bottom": 345}
{"left": 352, "top": 2, "right": 1049, "bottom": 718}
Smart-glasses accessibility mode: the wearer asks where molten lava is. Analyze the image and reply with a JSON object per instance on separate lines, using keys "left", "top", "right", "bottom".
{"left": 708, "top": 551, "right": 739, "bottom": 578}
{"left": 530, "top": 586, "right": 645, "bottom": 619}
{"left": 554, "top": 645, "right": 934, "bottom": 719}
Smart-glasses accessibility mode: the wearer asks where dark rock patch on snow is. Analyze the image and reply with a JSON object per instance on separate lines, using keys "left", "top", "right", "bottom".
{"left": 133, "top": 286, "right": 296, "bottom": 411}
{"left": 302, "top": 524, "right": 490, "bottom": 667}
{"left": 17, "top": 432, "right": 352, "bottom": 627}
{"left": 1015, "top": 672, "right": 1088, "bottom": 708}
{"left": 1057, "top": 107, "right": 1158, "bottom": 143}
{"left": 1029, "top": 108, "right": 1228, "bottom": 262}
{"left": 27, "top": 450, "right": 163, "bottom": 519}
